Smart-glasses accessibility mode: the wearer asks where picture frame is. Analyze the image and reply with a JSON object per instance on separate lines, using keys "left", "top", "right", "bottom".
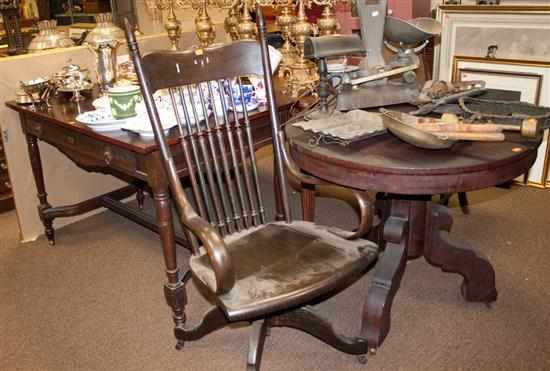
{"left": 452, "top": 55, "right": 550, "bottom": 188}
{"left": 434, "top": 5, "right": 550, "bottom": 81}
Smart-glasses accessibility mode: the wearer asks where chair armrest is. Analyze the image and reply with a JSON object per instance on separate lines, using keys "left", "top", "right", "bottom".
{"left": 327, "top": 191, "right": 377, "bottom": 240}
{"left": 172, "top": 189, "right": 235, "bottom": 295}
{"left": 279, "top": 129, "right": 376, "bottom": 240}
{"left": 278, "top": 130, "right": 326, "bottom": 186}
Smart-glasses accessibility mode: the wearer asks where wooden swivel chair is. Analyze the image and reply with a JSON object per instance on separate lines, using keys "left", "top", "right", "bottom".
{"left": 124, "top": 9, "right": 407, "bottom": 370}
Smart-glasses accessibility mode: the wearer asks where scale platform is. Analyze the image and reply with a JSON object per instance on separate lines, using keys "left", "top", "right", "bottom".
{"left": 336, "top": 82, "right": 419, "bottom": 111}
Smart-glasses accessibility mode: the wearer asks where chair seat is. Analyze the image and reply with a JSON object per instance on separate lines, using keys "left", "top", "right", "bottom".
{"left": 190, "top": 221, "right": 378, "bottom": 321}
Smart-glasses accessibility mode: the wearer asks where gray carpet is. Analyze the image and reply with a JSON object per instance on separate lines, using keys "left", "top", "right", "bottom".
{"left": 1, "top": 153, "right": 550, "bottom": 371}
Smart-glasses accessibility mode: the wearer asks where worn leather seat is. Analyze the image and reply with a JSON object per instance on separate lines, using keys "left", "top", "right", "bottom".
{"left": 191, "top": 221, "right": 378, "bottom": 321}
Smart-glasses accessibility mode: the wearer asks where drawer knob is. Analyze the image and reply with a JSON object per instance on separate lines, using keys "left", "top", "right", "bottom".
{"left": 66, "top": 136, "right": 76, "bottom": 145}
{"left": 4, "top": 181, "right": 11, "bottom": 189}
{"left": 104, "top": 150, "right": 113, "bottom": 165}
{"left": 0, "top": 162, "right": 6, "bottom": 171}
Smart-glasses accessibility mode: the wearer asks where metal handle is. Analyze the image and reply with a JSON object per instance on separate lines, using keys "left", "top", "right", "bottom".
{"left": 0, "top": 162, "right": 7, "bottom": 171}
{"left": 4, "top": 181, "right": 11, "bottom": 189}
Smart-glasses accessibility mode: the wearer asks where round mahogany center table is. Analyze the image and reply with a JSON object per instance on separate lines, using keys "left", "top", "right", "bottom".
{"left": 286, "top": 124, "right": 540, "bottom": 348}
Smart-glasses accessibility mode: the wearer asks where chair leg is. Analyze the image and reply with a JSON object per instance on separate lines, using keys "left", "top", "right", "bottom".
{"left": 136, "top": 188, "right": 145, "bottom": 210}
{"left": 247, "top": 320, "right": 269, "bottom": 371}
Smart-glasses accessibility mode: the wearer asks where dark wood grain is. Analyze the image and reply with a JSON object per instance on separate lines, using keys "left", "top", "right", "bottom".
{"left": 287, "top": 126, "right": 539, "bottom": 195}
{"left": 287, "top": 116, "right": 540, "bottom": 351}
{"left": 6, "top": 80, "right": 291, "bottom": 156}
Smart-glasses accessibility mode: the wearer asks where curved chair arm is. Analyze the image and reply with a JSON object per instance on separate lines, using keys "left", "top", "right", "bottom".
{"left": 278, "top": 130, "right": 376, "bottom": 240}
{"left": 327, "top": 190, "right": 376, "bottom": 240}
{"left": 278, "top": 131, "right": 327, "bottom": 187}
{"left": 170, "top": 175, "right": 235, "bottom": 295}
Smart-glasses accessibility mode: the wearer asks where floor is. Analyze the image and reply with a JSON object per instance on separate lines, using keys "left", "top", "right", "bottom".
{"left": 1, "top": 160, "right": 550, "bottom": 370}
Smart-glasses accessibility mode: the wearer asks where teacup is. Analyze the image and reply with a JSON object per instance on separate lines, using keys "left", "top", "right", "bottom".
{"left": 107, "top": 85, "right": 141, "bottom": 119}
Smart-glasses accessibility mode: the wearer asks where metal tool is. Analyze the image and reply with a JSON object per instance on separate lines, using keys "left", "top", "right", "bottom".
{"left": 459, "top": 97, "right": 550, "bottom": 132}
{"left": 336, "top": 0, "right": 442, "bottom": 111}
{"left": 303, "top": 34, "right": 366, "bottom": 116}
{"left": 380, "top": 109, "right": 506, "bottom": 149}
{"left": 411, "top": 80, "right": 487, "bottom": 116}
{"left": 442, "top": 112, "right": 541, "bottom": 138}
{"left": 380, "top": 109, "right": 456, "bottom": 149}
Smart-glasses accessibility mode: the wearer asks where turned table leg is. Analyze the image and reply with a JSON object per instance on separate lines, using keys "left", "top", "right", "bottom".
{"left": 301, "top": 182, "right": 316, "bottom": 222}
{"left": 25, "top": 133, "right": 55, "bottom": 245}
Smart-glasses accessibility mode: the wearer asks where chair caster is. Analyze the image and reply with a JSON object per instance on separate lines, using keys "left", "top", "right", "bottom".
{"left": 175, "top": 340, "right": 185, "bottom": 350}
{"left": 357, "top": 354, "right": 368, "bottom": 365}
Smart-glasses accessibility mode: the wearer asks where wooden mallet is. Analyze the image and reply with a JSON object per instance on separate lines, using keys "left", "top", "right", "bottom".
{"left": 442, "top": 113, "right": 539, "bottom": 138}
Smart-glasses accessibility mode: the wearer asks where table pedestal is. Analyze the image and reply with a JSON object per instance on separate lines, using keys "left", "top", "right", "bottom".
{"left": 376, "top": 196, "right": 498, "bottom": 303}
{"left": 302, "top": 193, "right": 498, "bottom": 350}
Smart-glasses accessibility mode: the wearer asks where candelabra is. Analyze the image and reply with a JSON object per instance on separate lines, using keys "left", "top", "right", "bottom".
{"left": 275, "top": 1, "right": 296, "bottom": 77}
{"left": 224, "top": 2, "right": 240, "bottom": 41}
{"left": 236, "top": 0, "right": 257, "bottom": 40}
{"left": 156, "top": 0, "right": 182, "bottom": 50}
{"left": 281, "top": 0, "right": 342, "bottom": 97}
{"left": 315, "top": 0, "right": 339, "bottom": 36}
{"left": 157, "top": 0, "right": 235, "bottom": 50}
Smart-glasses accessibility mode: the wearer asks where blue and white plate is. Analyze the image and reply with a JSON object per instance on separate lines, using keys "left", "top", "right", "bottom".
{"left": 76, "top": 109, "right": 125, "bottom": 126}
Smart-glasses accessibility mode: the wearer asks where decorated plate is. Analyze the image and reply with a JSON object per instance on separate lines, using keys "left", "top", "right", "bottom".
{"left": 76, "top": 109, "right": 125, "bottom": 126}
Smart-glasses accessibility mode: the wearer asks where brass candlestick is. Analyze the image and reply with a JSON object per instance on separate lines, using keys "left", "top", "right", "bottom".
{"left": 157, "top": 0, "right": 181, "bottom": 50}
{"left": 276, "top": 3, "right": 297, "bottom": 77}
{"left": 236, "top": 0, "right": 256, "bottom": 40}
{"left": 316, "top": 2, "right": 338, "bottom": 36}
{"left": 287, "top": 0, "right": 318, "bottom": 98}
{"left": 195, "top": 0, "right": 216, "bottom": 47}
{"left": 224, "top": 3, "right": 240, "bottom": 41}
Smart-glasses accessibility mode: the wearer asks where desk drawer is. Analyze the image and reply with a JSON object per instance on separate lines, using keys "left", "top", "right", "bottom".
{"left": 0, "top": 173, "right": 12, "bottom": 194}
{"left": 26, "top": 118, "right": 139, "bottom": 176}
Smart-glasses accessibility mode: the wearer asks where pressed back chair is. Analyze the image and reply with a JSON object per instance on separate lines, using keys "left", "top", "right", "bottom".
{"left": 124, "top": 9, "right": 406, "bottom": 370}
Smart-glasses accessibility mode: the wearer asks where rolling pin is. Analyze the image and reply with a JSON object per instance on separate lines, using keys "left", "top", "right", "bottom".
{"left": 442, "top": 113, "right": 539, "bottom": 138}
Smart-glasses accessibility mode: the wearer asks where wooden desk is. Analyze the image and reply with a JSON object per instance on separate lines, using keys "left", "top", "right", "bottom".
{"left": 287, "top": 124, "right": 540, "bottom": 348}
{"left": 6, "top": 87, "right": 291, "bottom": 251}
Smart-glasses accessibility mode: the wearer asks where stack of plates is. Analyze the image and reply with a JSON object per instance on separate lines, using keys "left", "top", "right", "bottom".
{"left": 76, "top": 110, "right": 127, "bottom": 132}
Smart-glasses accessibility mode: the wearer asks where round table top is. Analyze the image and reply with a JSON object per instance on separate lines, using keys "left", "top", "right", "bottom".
{"left": 287, "top": 125, "right": 540, "bottom": 195}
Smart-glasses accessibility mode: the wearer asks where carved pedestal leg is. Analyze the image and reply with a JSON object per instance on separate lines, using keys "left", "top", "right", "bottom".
{"left": 25, "top": 133, "right": 55, "bottom": 245}
{"left": 247, "top": 320, "right": 269, "bottom": 371}
{"left": 301, "top": 182, "right": 315, "bottom": 222}
{"left": 361, "top": 215, "right": 408, "bottom": 350}
{"left": 424, "top": 203, "right": 497, "bottom": 303}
